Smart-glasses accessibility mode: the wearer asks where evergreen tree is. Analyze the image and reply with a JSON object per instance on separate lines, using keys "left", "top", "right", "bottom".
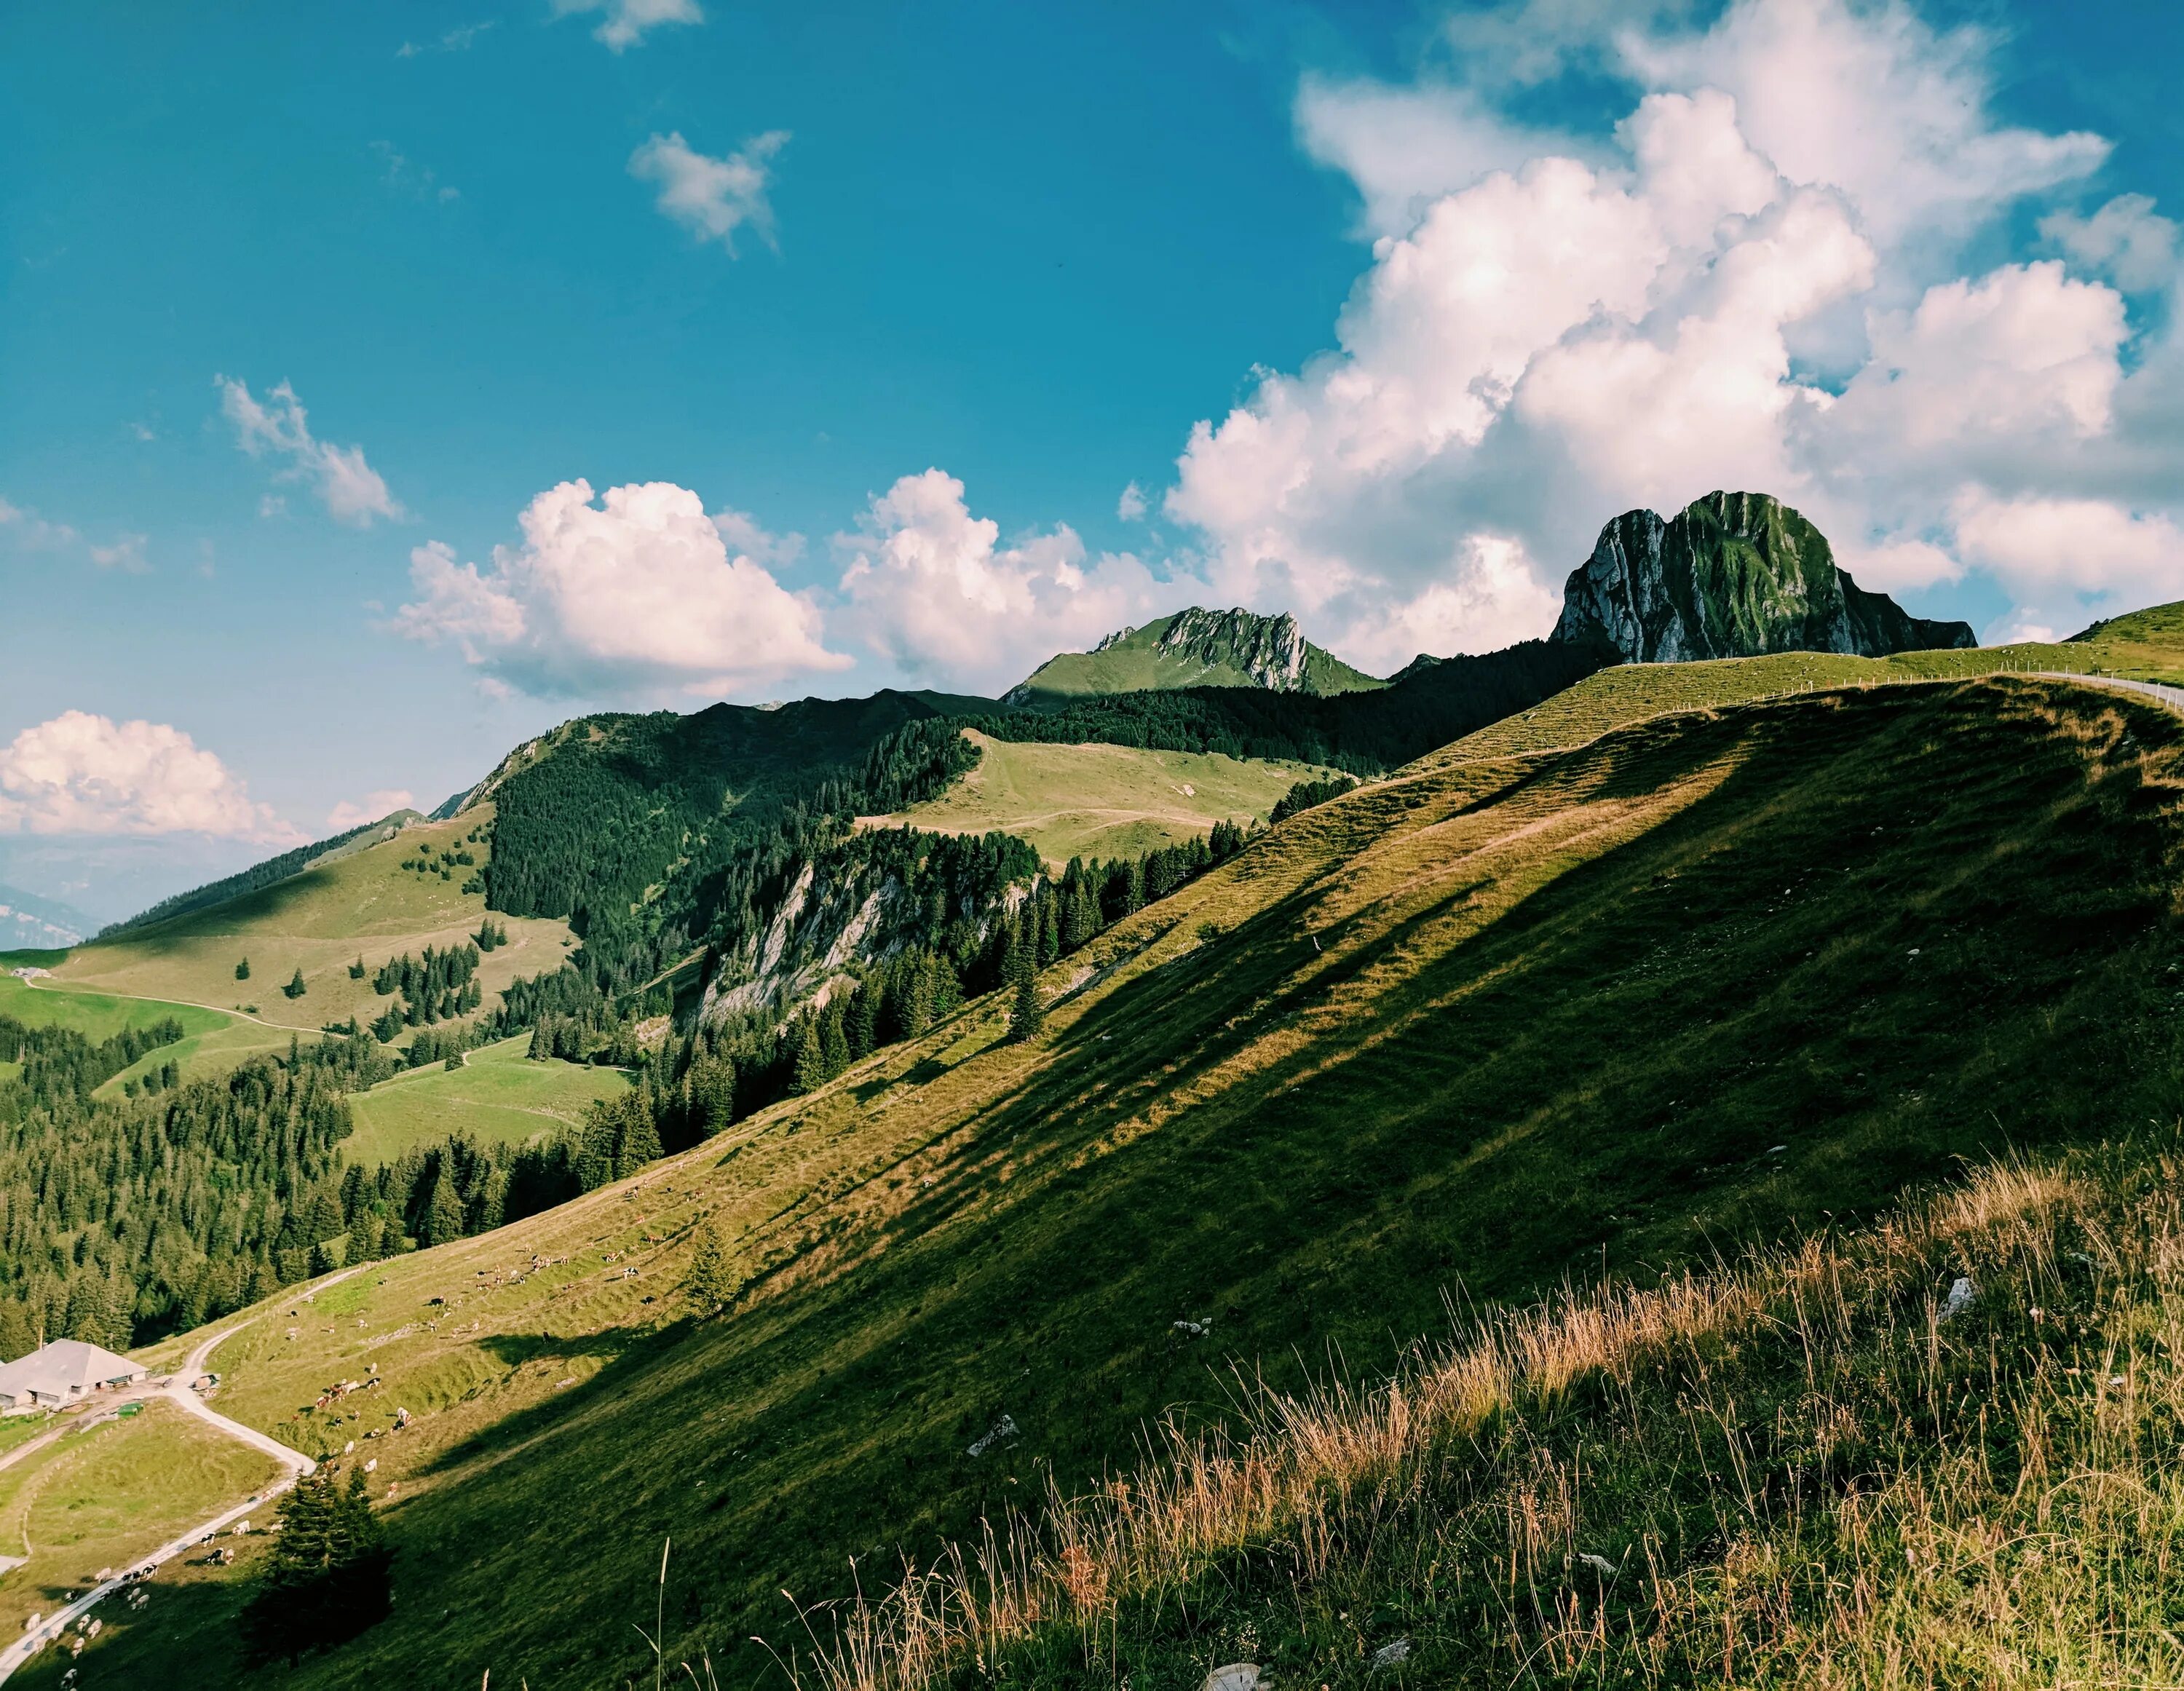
{"left": 1009, "top": 962, "right": 1045, "bottom": 1043}
{"left": 236, "top": 957, "right": 250, "bottom": 981}
{"left": 418, "top": 1164, "right": 464, "bottom": 1248}
{"left": 241, "top": 1466, "right": 392, "bottom": 1665}
{"left": 791, "top": 1018, "right": 829, "bottom": 1096}
{"left": 681, "top": 1221, "right": 736, "bottom": 1316}
{"left": 348, "top": 957, "right": 366, "bottom": 980}
{"left": 285, "top": 967, "right": 308, "bottom": 1000}
{"left": 690, "top": 1054, "right": 735, "bottom": 1133}
{"left": 820, "top": 999, "right": 850, "bottom": 1077}
{"left": 618, "top": 1098, "right": 663, "bottom": 1173}
{"left": 528, "top": 1019, "right": 550, "bottom": 1061}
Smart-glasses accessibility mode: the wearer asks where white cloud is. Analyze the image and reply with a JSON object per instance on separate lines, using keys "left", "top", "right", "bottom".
{"left": 1951, "top": 491, "right": 2184, "bottom": 607}
{"left": 1116, "top": 482, "right": 1147, "bottom": 522}
{"left": 836, "top": 470, "right": 1195, "bottom": 694}
{"left": 1829, "top": 261, "right": 2126, "bottom": 455}
{"left": 0, "top": 498, "right": 79, "bottom": 551}
{"left": 216, "top": 377, "right": 405, "bottom": 528}
{"left": 0, "top": 713, "right": 297, "bottom": 841}
{"left": 553, "top": 0, "right": 700, "bottom": 51}
{"left": 2041, "top": 194, "right": 2180, "bottom": 294}
{"left": 326, "top": 789, "right": 416, "bottom": 831}
{"left": 1623, "top": 0, "right": 2107, "bottom": 256}
{"left": 88, "top": 534, "right": 149, "bottom": 574}
{"left": 371, "top": 140, "right": 460, "bottom": 203}
{"left": 1143, "top": 0, "right": 2180, "bottom": 664}
{"left": 2, "top": 498, "right": 152, "bottom": 574}
{"left": 629, "top": 131, "right": 788, "bottom": 255}
{"left": 395, "top": 478, "right": 845, "bottom": 700}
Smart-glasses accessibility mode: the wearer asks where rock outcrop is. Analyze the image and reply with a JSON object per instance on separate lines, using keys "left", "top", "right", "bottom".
{"left": 1153, "top": 607, "right": 1313, "bottom": 691}
{"left": 1551, "top": 491, "right": 1975, "bottom": 662}
{"left": 1005, "top": 607, "right": 1386, "bottom": 705}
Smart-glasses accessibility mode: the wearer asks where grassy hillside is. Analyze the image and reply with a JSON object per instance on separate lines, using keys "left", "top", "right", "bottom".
{"left": 58, "top": 669, "right": 2184, "bottom": 1688}
{"left": 866, "top": 729, "right": 1346, "bottom": 863}
{"left": 43, "top": 804, "right": 574, "bottom": 1073}
{"left": 344, "top": 1034, "right": 632, "bottom": 1166}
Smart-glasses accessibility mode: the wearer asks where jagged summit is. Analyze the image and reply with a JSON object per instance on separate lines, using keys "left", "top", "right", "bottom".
{"left": 1551, "top": 491, "right": 1975, "bottom": 662}
{"left": 1006, "top": 606, "right": 1386, "bottom": 706}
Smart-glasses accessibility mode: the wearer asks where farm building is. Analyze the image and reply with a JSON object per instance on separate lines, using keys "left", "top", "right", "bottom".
{"left": 0, "top": 1339, "right": 146, "bottom": 1410}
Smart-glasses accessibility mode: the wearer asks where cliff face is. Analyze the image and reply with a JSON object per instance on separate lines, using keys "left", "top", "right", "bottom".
{"left": 1153, "top": 606, "right": 1313, "bottom": 690}
{"left": 1551, "top": 491, "right": 1975, "bottom": 662}
{"left": 1005, "top": 607, "right": 1385, "bottom": 706}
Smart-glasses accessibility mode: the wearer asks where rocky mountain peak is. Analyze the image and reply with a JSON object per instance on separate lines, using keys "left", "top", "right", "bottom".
{"left": 1154, "top": 606, "right": 1311, "bottom": 691}
{"left": 1551, "top": 491, "right": 1975, "bottom": 662}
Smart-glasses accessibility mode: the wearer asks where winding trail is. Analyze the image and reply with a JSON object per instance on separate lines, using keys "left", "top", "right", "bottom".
{"left": 0, "top": 1270, "right": 363, "bottom": 1684}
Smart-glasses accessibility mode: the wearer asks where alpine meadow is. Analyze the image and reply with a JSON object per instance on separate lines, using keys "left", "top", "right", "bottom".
{"left": 5, "top": 4, "right": 2183, "bottom": 1687}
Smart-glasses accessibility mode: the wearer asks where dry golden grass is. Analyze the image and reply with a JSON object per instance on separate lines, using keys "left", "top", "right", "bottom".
{"left": 796, "top": 1151, "right": 2184, "bottom": 1689}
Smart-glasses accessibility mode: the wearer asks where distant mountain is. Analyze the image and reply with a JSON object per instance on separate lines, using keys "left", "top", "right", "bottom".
{"left": 1552, "top": 491, "right": 1976, "bottom": 662}
{"left": 1007, "top": 608, "right": 1386, "bottom": 706}
{"left": 0, "top": 883, "right": 91, "bottom": 951}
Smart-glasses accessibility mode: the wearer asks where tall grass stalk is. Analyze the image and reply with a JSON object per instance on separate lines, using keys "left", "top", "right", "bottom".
{"left": 787, "top": 1149, "right": 2184, "bottom": 1687}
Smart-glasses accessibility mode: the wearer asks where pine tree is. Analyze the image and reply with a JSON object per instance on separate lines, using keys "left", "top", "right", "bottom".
{"left": 691, "top": 1054, "right": 735, "bottom": 1133}
{"left": 285, "top": 967, "right": 307, "bottom": 1000}
{"left": 1009, "top": 963, "right": 1045, "bottom": 1043}
{"left": 618, "top": 1098, "right": 663, "bottom": 1172}
{"left": 241, "top": 1465, "right": 392, "bottom": 1665}
{"left": 681, "top": 1220, "right": 736, "bottom": 1316}
{"left": 820, "top": 1000, "right": 850, "bottom": 1077}
{"left": 528, "top": 1019, "right": 550, "bottom": 1061}
{"left": 348, "top": 956, "right": 366, "bottom": 980}
{"left": 418, "top": 1164, "right": 464, "bottom": 1248}
{"left": 236, "top": 957, "right": 250, "bottom": 981}
{"left": 791, "top": 1017, "right": 829, "bottom": 1095}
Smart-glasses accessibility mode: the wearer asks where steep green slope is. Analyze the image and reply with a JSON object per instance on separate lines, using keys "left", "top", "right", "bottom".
{"left": 76, "top": 671, "right": 2184, "bottom": 1689}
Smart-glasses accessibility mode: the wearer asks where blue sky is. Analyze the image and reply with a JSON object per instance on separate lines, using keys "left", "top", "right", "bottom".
{"left": 3, "top": 0, "right": 2181, "bottom": 921}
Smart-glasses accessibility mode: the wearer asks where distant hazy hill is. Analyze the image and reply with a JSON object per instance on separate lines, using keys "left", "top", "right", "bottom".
{"left": 1008, "top": 607, "right": 1386, "bottom": 705}
{"left": 1553, "top": 490, "right": 1976, "bottom": 660}
{"left": 0, "top": 883, "right": 90, "bottom": 951}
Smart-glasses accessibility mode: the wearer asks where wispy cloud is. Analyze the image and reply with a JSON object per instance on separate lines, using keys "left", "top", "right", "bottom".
{"left": 553, "top": 0, "right": 701, "bottom": 52}
{"left": 397, "top": 20, "right": 494, "bottom": 58}
{"left": 215, "top": 376, "right": 405, "bottom": 528}
{"left": 371, "top": 140, "right": 459, "bottom": 203}
{"left": 629, "top": 130, "right": 790, "bottom": 255}
{"left": 1, "top": 496, "right": 149, "bottom": 574}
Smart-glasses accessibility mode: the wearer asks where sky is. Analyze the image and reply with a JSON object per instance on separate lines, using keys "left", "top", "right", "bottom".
{"left": 3, "top": 0, "right": 2181, "bottom": 922}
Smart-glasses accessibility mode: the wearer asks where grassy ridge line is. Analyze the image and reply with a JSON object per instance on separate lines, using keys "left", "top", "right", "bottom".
{"left": 1415, "top": 641, "right": 2126, "bottom": 772}
{"left": 78, "top": 674, "right": 2184, "bottom": 1689}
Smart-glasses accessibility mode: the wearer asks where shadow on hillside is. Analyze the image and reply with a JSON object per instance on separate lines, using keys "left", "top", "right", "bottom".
{"left": 302, "top": 679, "right": 2184, "bottom": 1690}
